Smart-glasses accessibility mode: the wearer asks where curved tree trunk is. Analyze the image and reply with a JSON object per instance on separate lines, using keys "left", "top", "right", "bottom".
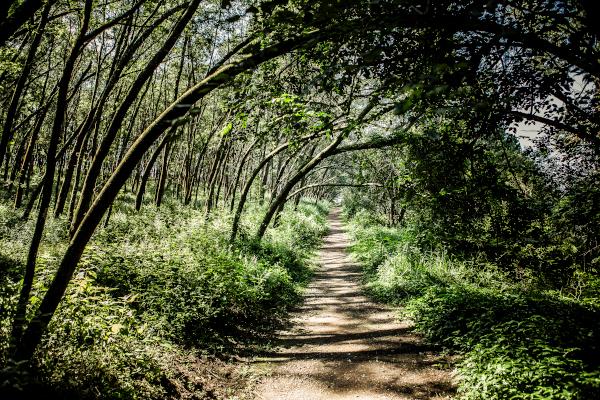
{"left": 135, "top": 130, "right": 173, "bottom": 210}
{"left": 154, "top": 139, "right": 173, "bottom": 207}
{"left": 213, "top": 143, "right": 233, "bottom": 210}
{"left": 185, "top": 121, "right": 214, "bottom": 205}
{"left": 229, "top": 138, "right": 258, "bottom": 212}
{"left": 71, "top": 0, "right": 201, "bottom": 234}
{"left": 256, "top": 133, "right": 346, "bottom": 240}
{"left": 255, "top": 97, "right": 379, "bottom": 240}
{"left": 204, "top": 137, "right": 228, "bottom": 219}
{"left": 12, "top": 30, "right": 322, "bottom": 362}
{"left": 0, "top": 2, "right": 51, "bottom": 172}
{"left": 229, "top": 133, "right": 319, "bottom": 242}
{"left": 11, "top": 0, "right": 93, "bottom": 354}
{"left": 54, "top": 20, "right": 129, "bottom": 218}
{"left": 0, "top": 0, "right": 55, "bottom": 49}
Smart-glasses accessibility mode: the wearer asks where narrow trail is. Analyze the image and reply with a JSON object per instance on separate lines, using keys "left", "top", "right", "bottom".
{"left": 253, "top": 210, "right": 455, "bottom": 400}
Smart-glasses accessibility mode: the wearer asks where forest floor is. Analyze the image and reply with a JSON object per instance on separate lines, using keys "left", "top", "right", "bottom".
{"left": 252, "top": 209, "right": 456, "bottom": 400}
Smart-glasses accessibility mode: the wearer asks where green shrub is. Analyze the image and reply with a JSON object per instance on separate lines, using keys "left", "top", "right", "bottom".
{"left": 345, "top": 210, "right": 600, "bottom": 400}
{"left": 0, "top": 198, "right": 329, "bottom": 398}
{"left": 458, "top": 316, "right": 600, "bottom": 400}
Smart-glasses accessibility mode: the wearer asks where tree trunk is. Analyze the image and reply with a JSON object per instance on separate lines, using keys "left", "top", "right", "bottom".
{"left": 135, "top": 130, "right": 173, "bottom": 210}
{"left": 0, "top": 2, "right": 51, "bottom": 172}
{"left": 14, "top": 103, "right": 50, "bottom": 209}
{"left": 230, "top": 133, "right": 318, "bottom": 242}
{"left": 0, "top": 0, "right": 55, "bottom": 47}
{"left": 154, "top": 139, "right": 172, "bottom": 207}
{"left": 229, "top": 138, "right": 258, "bottom": 212}
{"left": 11, "top": 0, "right": 93, "bottom": 355}
{"left": 71, "top": 0, "right": 201, "bottom": 234}
{"left": 204, "top": 137, "right": 227, "bottom": 219}
{"left": 214, "top": 143, "right": 233, "bottom": 209}
{"left": 256, "top": 133, "right": 346, "bottom": 240}
{"left": 256, "top": 96, "right": 379, "bottom": 240}
{"left": 12, "top": 28, "right": 321, "bottom": 363}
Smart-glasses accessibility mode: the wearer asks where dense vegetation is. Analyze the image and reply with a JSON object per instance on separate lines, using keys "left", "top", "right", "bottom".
{"left": 340, "top": 101, "right": 600, "bottom": 398}
{"left": 1, "top": 197, "right": 328, "bottom": 398}
{"left": 344, "top": 183, "right": 600, "bottom": 398}
{"left": 1, "top": 0, "right": 599, "bottom": 398}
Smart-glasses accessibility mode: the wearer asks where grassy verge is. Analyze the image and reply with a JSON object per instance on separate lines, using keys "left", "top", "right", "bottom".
{"left": 345, "top": 209, "right": 600, "bottom": 400}
{"left": 0, "top": 197, "right": 329, "bottom": 399}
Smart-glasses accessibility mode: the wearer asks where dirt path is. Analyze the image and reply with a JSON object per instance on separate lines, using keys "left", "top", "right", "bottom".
{"left": 253, "top": 210, "right": 455, "bottom": 400}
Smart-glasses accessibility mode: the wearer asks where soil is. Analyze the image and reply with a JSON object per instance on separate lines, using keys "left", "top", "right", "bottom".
{"left": 252, "top": 209, "right": 456, "bottom": 400}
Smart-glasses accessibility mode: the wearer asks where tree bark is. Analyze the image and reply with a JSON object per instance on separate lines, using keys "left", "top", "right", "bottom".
{"left": 154, "top": 138, "right": 172, "bottom": 207}
{"left": 229, "top": 138, "right": 258, "bottom": 212}
{"left": 135, "top": 130, "right": 173, "bottom": 210}
{"left": 256, "top": 133, "right": 346, "bottom": 240}
{"left": 204, "top": 136, "right": 228, "bottom": 219}
{"left": 0, "top": 0, "right": 55, "bottom": 46}
{"left": 256, "top": 97, "right": 379, "bottom": 240}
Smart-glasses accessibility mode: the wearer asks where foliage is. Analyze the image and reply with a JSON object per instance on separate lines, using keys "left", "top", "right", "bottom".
{"left": 346, "top": 212, "right": 600, "bottom": 400}
{"left": 1, "top": 0, "right": 599, "bottom": 397}
{"left": 0, "top": 197, "right": 328, "bottom": 398}
{"left": 341, "top": 115, "right": 599, "bottom": 288}
{"left": 458, "top": 316, "right": 600, "bottom": 400}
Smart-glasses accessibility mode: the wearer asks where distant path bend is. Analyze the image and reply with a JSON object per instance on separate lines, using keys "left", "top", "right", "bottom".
{"left": 254, "top": 209, "right": 455, "bottom": 400}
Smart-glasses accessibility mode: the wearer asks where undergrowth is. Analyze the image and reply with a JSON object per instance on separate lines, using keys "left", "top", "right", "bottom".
{"left": 345, "top": 209, "right": 600, "bottom": 400}
{"left": 0, "top": 197, "right": 329, "bottom": 399}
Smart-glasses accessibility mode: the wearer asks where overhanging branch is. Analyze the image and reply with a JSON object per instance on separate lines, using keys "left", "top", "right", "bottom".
{"left": 287, "top": 182, "right": 384, "bottom": 199}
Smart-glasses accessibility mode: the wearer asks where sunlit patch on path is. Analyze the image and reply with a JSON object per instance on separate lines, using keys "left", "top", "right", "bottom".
{"left": 253, "top": 209, "right": 455, "bottom": 400}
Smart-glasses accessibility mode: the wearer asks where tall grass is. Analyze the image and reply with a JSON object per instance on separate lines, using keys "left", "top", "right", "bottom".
{"left": 345, "top": 209, "right": 600, "bottom": 400}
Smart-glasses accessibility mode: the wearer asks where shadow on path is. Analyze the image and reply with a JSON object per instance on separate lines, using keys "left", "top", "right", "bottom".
{"left": 254, "top": 209, "right": 455, "bottom": 400}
